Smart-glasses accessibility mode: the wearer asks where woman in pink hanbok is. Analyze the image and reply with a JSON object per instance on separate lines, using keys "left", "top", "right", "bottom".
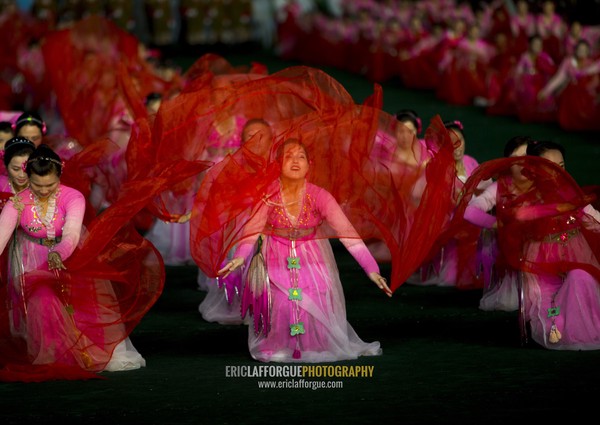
{"left": 460, "top": 139, "right": 600, "bottom": 350}
{"left": 415, "top": 120, "right": 490, "bottom": 288}
{"left": 510, "top": 0, "right": 537, "bottom": 56}
{"left": 464, "top": 136, "right": 532, "bottom": 312}
{"left": 397, "top": 23, "right": 444, "bottom": 90}
{"left": 197, "top": 118, "right": 273, "bottom": 325}
{"left": 436, "top": 24, "right": 496, "bottom": 106}
{"left": 0, "top": 137, "right": 35, "bottom": 200}
{"left": 536, "top": 0, "right": 567, "bottom": 63}
{"left": 218, "top": 139, "right": 392, "bottom": 363}
{"left": 13, "top": 111, "right": 46, "bottom": 147}
{"left": 538, "top": 39, "right": 600, "bottom": 132}
{"left": 0, "top": 145, "right": 163, "bottom": 381}
{"left": 564, "top": 21, "right": 600, "bottom": 58}
{"left": 514, "top": 34, "right": 557, "bottom": 123}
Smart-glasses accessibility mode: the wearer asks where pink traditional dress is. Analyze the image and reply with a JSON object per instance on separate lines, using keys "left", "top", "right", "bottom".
{"left": 0, "top": 184, "right": 147, "bottom": 381}
{"left": 564, "top": 23, "right": 600, "bottom": 58}
{"left": 436, "top": 35, "right": 496, "bottom": 106}
{"left": 458, "top": 156, "right": 600, "bottom": 350}
{"left": 509, "top": 2, "right": 536, "bottom": 56}
{"left": 539, "top": 54, "right": 600, "bottom": 131}
{"left": 535, "top": 6, "right": 566, "bottom": 63}
{"left": 397, "top": 28, "right": 444, "bottom": 90}
{"left": 415, "top": 155, "right": 488, "bottom": 288}
{"left": 232, "top": 181, "right": 383, "bottom": 362}
{"left": 512, "top": 48, "right": 557, "bottom": 123}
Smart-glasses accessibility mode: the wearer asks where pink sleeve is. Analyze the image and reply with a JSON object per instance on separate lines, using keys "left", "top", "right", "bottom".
{"left": 318, "top": 188, "right": 380, "bottom": 275}
{"left": 52, "top": 188, "right": 85, "bottom": 260}
{"left": 539, "top": 59, "right": 570, "bottom": 96}
{"left": 345, "top": 243, "right": 380, "bottom": 275}
{"left": 464, "top": 182, "right": 497, "bottom": 228}
{"left": 584, "top": 204, "right": 600, "bottom": 223}
{"left": 0, "top": 199, "right": 20, "bottom": 255}
{"left": 464, "top": 205, "right": 497, "bottom": 228}
{"left": 233, "top": 202, "right": 270, "bottom": 260}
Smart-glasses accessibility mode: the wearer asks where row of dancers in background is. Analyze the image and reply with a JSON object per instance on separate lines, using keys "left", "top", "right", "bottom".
{"left": 277, "top": 0, "right": 600, "bottom": 132}
{"left": 4, "top": 1, "right": 600, "bottom": 133}
{"left": 1, "top": 13, "right": 600, "bottom": 383}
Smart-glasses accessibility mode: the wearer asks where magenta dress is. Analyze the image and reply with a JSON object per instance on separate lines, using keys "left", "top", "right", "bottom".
{"left": 516, "top": 203, "right": 600, "bottom": 350}
{"left": 234, "top": 182, "right": 382, "bottom": 363}
{"left": 465, "top": 174, "right": 600, "bottom": 350}
{"left": 513, "top": 50, "right": 557, "bottom": 123}
{"left": 0, "top": 184, "right": 145, "bottom": 373}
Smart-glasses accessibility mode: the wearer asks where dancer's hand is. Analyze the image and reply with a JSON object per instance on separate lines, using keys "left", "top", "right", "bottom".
{"left": 175, "top": 212, "right": 192, "bottom": 223}
{"left": 369, "top": 272, "right": 393, "bottom": 297}
{"left": 218, "top": 257, "right": 244, "bottom": 278}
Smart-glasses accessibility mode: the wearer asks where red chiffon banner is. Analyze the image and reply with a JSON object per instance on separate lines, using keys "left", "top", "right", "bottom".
{"left": 449, "top": 156, "right": 600, "bottom": 283}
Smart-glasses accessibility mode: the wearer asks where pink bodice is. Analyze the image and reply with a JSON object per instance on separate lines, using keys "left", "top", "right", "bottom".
{"left": 0, "top": 185, "right": 85, "bottom": 260}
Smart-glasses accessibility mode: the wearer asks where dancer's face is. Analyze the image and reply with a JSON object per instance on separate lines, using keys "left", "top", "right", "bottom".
{"left": 451, "top": 130, "right": 465, "bottom": 162}
{"left": 280, "top": 142, "right": 309, "bottom": 181}
{"left": 29, "top": 172, "right": 60, "bottom": 200}
{"left": 18, "top": 124, "right": 43, "bottom": 146}
{"left": 7, "top": 154, "right": 29, "bottom": 191}
{"left": 242, "top": 122, "right": 272, "bottom": 144}
{"left": 540, "top": 149, "right": 565, "bottom": 169}
{"left": 509, "top": 143, "right": 528, "bottom": 181}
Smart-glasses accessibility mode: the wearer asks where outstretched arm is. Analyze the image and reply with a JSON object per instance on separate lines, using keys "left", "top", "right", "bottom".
{"left": 320, "top": 188, "right": 392, "bottom": 297}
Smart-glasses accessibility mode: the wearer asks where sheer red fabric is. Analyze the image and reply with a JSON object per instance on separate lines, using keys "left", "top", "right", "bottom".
{"left": 41, "top": 15, "right": 172, "bottom": 147}
{"left": 450, "top": 156, "right": 600, "bottom": 282}
{"left": 178, "top": 66, "right": 456, "bottom": 292}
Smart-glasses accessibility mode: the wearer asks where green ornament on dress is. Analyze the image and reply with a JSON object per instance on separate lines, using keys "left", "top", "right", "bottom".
{"left": 290, "top": 322, "right": 305, "bottom": 336}
{"left": 547, "top": 306, "right": 560, "bottom": 317}
{"left": 289, "top": 287, "right": 303, "bottom": 301}
{"left": 287, "top": 256, "right": 301, "bottom": 269}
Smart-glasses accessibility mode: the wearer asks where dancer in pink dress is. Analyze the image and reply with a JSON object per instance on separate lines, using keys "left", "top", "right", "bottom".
{"left": 219, "top": 139, "right": 392, "bottom": 362}
{"left": 436, "top": 24, "right": 496, "bottom": 106}
{"left": 0, "top": 137, "right": 35, "bottom": 292}
{"left": 0, "top": 137, "right": 35, "bottom": 197}
{"left": 198, "top": 118, "right": 274, "bottom": 325}
{"left": 535, "top": 0, "right": 567, "bottom": 63}
{"left": 0, "top": 145, "right": 162, "bottom": 381}
{"left": 513, "top": 34, "right": 557, "bottom": 123}
{"left": 460, "top": 140, "right": 600, "bottom": 349}
{"left": 464, "top": 136, "right": 532, "bottom": 312}
{"left": 538, "top": 39, "right": 600, "bottom": 131}
{"left": 416, "top": 120, "right": 490, "bottom": 288}
{"left": 509, "top": 0, "right": 537, "bottom": 56}
{"left": 13, "top": 111, "right": 46, "bottom": 147}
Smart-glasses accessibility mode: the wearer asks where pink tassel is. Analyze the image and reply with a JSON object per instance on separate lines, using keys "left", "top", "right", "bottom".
{"left": 293, "top": 349, "right": 301, "bottom": 359}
